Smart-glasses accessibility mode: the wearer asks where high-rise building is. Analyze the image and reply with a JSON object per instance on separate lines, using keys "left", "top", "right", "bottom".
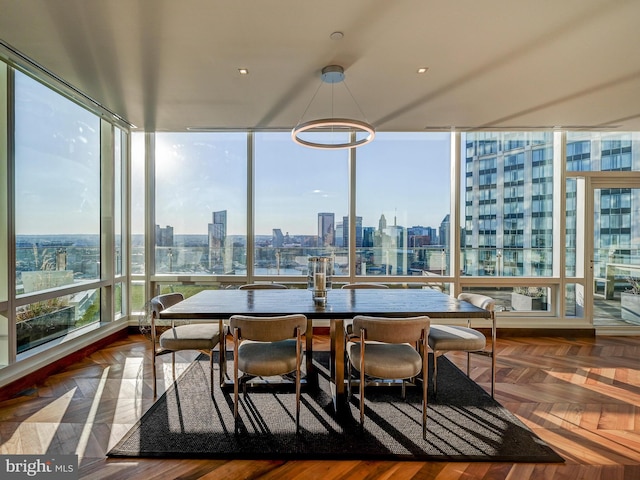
{"left": 342, "top": 216, "right": 363, "bottom": 248}
{"left": 335, "top": 222, "right": 343, "bottom": 248}
{"left": 155, "top": 225, "right": 174, "bottom": 246}
{"left": 378, "top": 214, "right": 387, "bottom": 232}
{"left": 272, "top": 228, "right": 284, "bottom": 248}
{"left": 317, "top": 212, "right": 335, "bottom": 247}
{"left": 362, "top": 227, "right": 375, "bottom": 248}
{"left": 407, "top": 226, "right": 433, "bottom": 247}
{"left": 439, "top": 215, "right": 450, "bottom": 248}
{"left": 208, "top": 210, "right": 227, "bottom": 271}
{"left": 463, "top": 132, "right": 554, "bottom": 276}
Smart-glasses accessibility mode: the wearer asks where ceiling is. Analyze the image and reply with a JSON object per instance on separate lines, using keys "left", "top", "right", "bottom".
{"left": 1, "top": 0, "right": 640, "bottom": 133}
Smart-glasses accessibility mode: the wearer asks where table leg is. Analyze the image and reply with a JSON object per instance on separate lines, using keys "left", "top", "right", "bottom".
{"left": 329, "top": 318, "right": 346, "bottom": 413}
{"left": 305, "top": 318, "right": 315, "bottom": 385}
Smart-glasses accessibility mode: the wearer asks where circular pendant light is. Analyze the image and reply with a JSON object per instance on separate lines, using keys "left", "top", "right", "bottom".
{"left": 292, "top": 65, "right": 375, "bottom": 149}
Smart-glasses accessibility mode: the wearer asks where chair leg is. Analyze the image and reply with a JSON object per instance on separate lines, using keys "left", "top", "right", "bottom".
{"left": 295, "top": 330, "right": 302, "bottom": 433}
{"left": 217, "top": 320, "right": 225, "bottom": 388}
{"left": 347, "top": 359, "right": 352, "bottom": 400}
{"left": 171, "top": 352, "right": 176, "bottom": 380}
{"left": 422, "top": 369, "right": 428, "bottom": 439}
{"left": 432, "top": 352, "right": 439, "bottom": 396}
{"left": 490, "top": 349, "right": 496, "bottom": 398}
{"left": 359, "top": 348, "right": 365, "bottom": 428}
{"left": 233, "top": 330, "right": 239, "bottom": 428}
{"left": 209, "top": 349, "right": 214, "bottom": 394}
{"left": 422, "top": 336, "right": 428, "bottom": 440}
{"left": 152, "top": 350, "right": 157, "bottom": 398}
{"left": 466, "top": 351, "right": 471, "bottom": 377}
{"left": 491, "top": 313, "right": 496, "bottom": 398}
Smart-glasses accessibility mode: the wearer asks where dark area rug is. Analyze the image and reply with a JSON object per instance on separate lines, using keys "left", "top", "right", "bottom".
{"left": 109, "top": 352, "right": 563, "bottom": 462}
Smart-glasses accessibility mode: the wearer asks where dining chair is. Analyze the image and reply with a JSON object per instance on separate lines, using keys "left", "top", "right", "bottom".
{"left": 341, "top": 283, "right": 389, "bottom": 336}
{"left": 428, "top": 293, "right": 496, "bottom": 397}
{"left": 346, "top": 315, "right": 430, "bottom": 439}
{"left": 235, "top": 283, "right": 313, "bottom": 379}
{"left": 229, "top": 313, "right": 308, "bottom": 433}
{"left": 150, "top": 293, "right": 223, "bottom": 398}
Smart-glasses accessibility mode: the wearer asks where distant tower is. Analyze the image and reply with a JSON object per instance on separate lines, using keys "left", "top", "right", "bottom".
{"left": 439, "top": 214, "right": 450, "bottom": 248}
{"left": 378, "top": 214, "right": 387, "bottom": 232}
{"left": 155, "top": 225, "right": 174, "bottom": 246}
{"left": 272, "top": 228, "right": 284, "bottom": 248}
{"left": 363, "top": 227, "right": 375, "bottom": 247}
{"left": 335, "top": 222, "right": 344, "bottom": 248}
{"left": 317, "top": 212, "right": 335, "bottom": 247}
{"left": 208, "top": 210, "right": 227, "bottom": 270}
{"left": 343, "top": 215, "right": 363, "bottom": 247}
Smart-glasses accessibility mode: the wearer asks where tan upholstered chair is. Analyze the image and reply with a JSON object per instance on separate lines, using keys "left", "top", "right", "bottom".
{"left": 346, "top": 315, "right": 430, "bottom": 438}
{"left": 150, "top": 293, "right": 223, "bottom": 398}
{"left": 341, "top": 283, "right": 389, "bottom": 336}
{"left": 229, "top": 314, "right": 307, "bottom": 433}
{"left": 238, "top": 283, "right": 288, "bottom": 290}
{"left": 428, "top": 293, "right": 496, "bottom": 397}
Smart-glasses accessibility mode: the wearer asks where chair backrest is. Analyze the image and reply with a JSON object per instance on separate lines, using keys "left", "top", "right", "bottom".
{"left": 238, "top": 283, "right": 288, "bottom": 290}
{"left": 457, "top": 293, "right": 495, "bottom": 312}
{"left": 351, "top": 315, "right": 430, "bottom": 344}
{"left": 229, "top": 314, "right": 307, "bottom": 342}
{"left": 150, "top": 293, "right": 184, "bottom": 318}
{"left": 341, "top": 283, "right": 389, "bottom": 289}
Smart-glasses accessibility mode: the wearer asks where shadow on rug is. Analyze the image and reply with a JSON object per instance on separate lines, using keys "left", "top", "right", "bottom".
{"left": 109, "top": 353, "right": 563, "bottom": 462}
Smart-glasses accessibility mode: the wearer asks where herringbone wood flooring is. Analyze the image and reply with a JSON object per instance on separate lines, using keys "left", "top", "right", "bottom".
{"left": 1, "top": 334, "right": 639, "bottom": 479}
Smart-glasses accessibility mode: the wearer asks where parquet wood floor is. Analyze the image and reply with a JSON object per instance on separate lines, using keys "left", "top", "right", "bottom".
{"left": 1, "top": 334, "right": 639, "bottom": 479}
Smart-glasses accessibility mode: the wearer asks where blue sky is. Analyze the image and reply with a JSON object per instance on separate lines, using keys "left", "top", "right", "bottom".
{"left": 15, "top": 70, "right": 451, "bottom": 237}
{"left": 152, "top": 131, "right": 452, "bottom": 236}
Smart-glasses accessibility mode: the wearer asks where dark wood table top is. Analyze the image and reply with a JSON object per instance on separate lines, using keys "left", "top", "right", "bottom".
{"left": 159, "top": 288, "right": 491, "bottom": 320}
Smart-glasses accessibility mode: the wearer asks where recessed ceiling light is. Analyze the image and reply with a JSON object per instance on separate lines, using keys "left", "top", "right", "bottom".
{"left": 238, "top": 68, "right": 249, "bottom": 75}
{"left": 329, "top": 31, "right": 344, "bottom": 40}
{"left": 417, "top": 67, "right": 429, "bottom": 74}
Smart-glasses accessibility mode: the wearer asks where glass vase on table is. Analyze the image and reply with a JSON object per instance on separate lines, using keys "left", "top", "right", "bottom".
{"left": 307, "top": 256, "right": 333, "bottom": 305}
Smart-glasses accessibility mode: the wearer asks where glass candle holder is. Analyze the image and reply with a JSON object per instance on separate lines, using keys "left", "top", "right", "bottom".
{"left": 307, "top": 256, "right": 333, "bottom": 305}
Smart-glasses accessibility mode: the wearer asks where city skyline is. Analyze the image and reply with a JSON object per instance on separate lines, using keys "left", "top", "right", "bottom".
{"left": 154, "top": 208, "right": 447, "bottom": 248}
{"left": 146, "top": 131, "right": 452, "bottom": 237}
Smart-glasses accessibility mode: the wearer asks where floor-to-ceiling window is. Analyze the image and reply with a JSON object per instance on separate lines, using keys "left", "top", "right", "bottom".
{"left": 0, "top": 60, "right": 8, "bottom": 368}
{"left": 254, "top": 131, "right": 348, "bottom": 279}
{"left": 461, "top": 132, "right": 556, "bottom": 313}
{"left": 130, "top": 133, "right": 146, "bottom": 311}
{"left": 355, "top": 132, "right": 451, "bottom": 286}
{"left": 150, "top": 132, "right": 247, "bottom": 297}
{"left": 142, "top": 129, "right": 640, "bottom": 331}
{"left": 14, "top": 71, "right": 102, "bottom": 353}
{"left": 566, "top": 132, "right": 640, "bottom": 328}
{"left": 0, "top": 46, "right": 129, "bottom": 378}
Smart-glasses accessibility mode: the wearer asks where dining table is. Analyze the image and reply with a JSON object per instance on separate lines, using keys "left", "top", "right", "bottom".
{"left": 159, "top": 287, "right": 493, "bottom": 412}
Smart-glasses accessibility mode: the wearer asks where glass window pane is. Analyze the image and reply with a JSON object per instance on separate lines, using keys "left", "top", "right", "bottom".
{"left": 16, "top": 289, "right": 100, "bottom": 354}
{"left": 566, "top": 132, "right": 639, "bottom": 172}
{"left": 115, "top": 282, "right": 123, "bottom": 317}
{"left": 0, "top": 61, "right": 7, "bottom": 306}
{"left": 15, "top": 72, "right": 101, "bottom": 294}
{"left": 115, "top": 128, "right": 123, "bottom": 277}
{"left": 356, "top": 133, "right": 451, "bottom": 277}
{"left": 154, "top": 133, "right": 247, "bottom": 274}
{"left": 462, "top": 132, "right": 554, "bottom": 277}
{"left": 131, "top": 133, "right": 145, "bottom": 274}
{"left": 462, "top": 285, "right": 551, "bottom": 313}
{"left": 130, "top": 281, "right": 146, "bottom": 313}
{"left": 254, "top": 132, "right": 348, "bottom": 276}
